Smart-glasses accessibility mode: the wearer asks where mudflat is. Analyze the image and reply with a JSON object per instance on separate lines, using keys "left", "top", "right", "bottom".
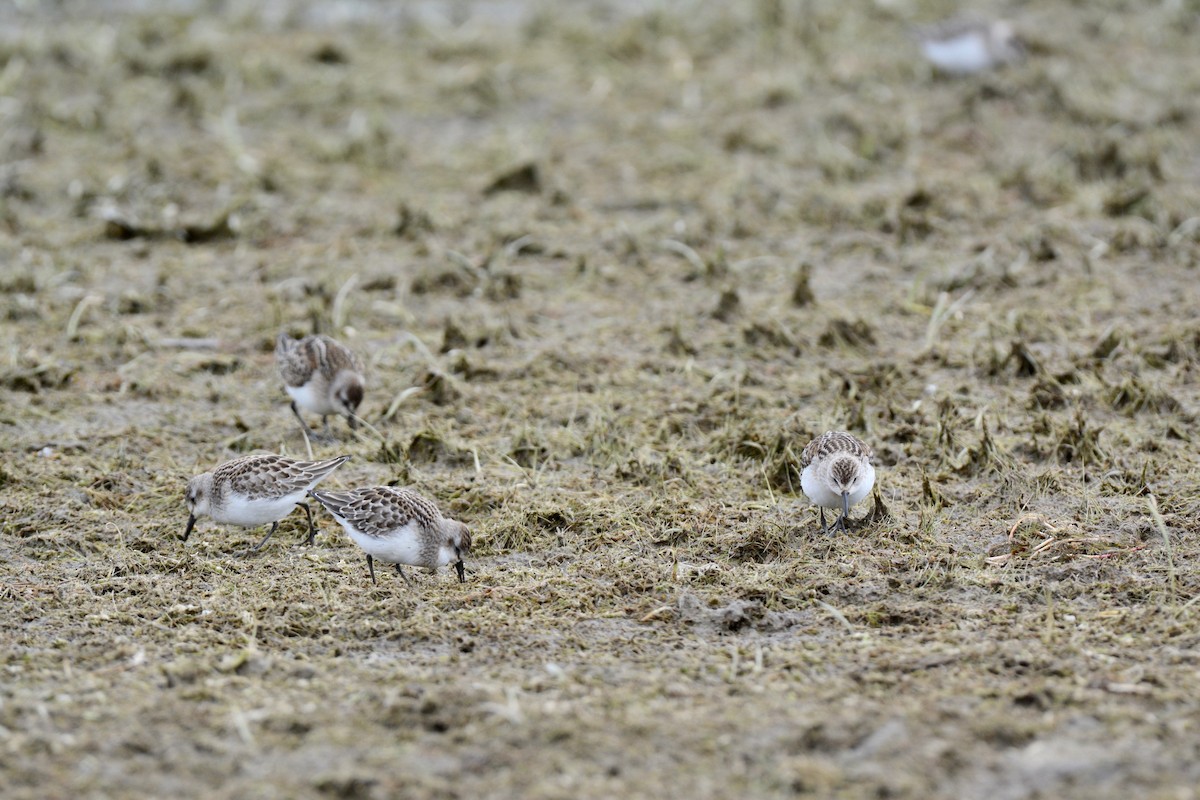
{"left": 2, "top": 2, "right": 1199, "bottom": 798}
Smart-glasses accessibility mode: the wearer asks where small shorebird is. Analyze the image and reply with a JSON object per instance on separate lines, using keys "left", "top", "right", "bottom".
{"left": 917, "top": 18, "right": 1024, "bottom": 75}
{"left": 800, "top": 431, "right": 876, "bottom": 533}
{"left": 183, "top": 454, "right": 350, "bottom": 552}
{"left": 307, "top": 486, "right": 472, "bottom": 585}
{"left": 275, "top": 333, "right": 365, "bottom": 439}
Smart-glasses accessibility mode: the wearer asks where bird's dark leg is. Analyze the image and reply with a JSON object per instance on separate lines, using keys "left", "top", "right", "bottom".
{"left": 290, "top": 400, "right": 319, "bottom": 440}
{"left": 244, "top": 522, "right": 280, "bottom": 555}
{"left": 299, "top": 502, "right": 316, "bottom": 545}
{"left": 395, "top": 564, "right": 414, "bottom": 586}
{"left": 236, "top": 520, "right": 280, "bottom": 556}
{"left": 819, "top": 507, "right": 829, "bottom": 534}
{"left": 367, "top": 554, "right": 377, "bottom": 585}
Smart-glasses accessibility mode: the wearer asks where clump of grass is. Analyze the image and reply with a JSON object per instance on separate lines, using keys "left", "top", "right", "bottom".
{"left": 1147, "top": 495, "right": 1177, "bottom": 609}
{"left": 956, "top": 417, "right": 1013, "bottom": 477}
{"left": 819, "top": 318, "right": 876, "bottom": 349}
{"left": 404, "top": 429, "right": 474, "bottom": 467}
{"left": 1005, "top": 340, "right": 1042, "bottom": 377}
{"left": 791, "top": 261, "right": 815, "bottom": 307}
{"left": 509, "top": 426, "right": 549, "bottom": 469}
{"left": 1055, "top": 409, "right": 1107, "bottom": 463}
{"left": 712, "top": 287, "right": 741, "bottom": 322}
{"left": 921, "top": 471, "right": 947, "bottom": 509}
{"left": 727, "top": 518, "right": 791, "bottom": 563}
{"left": 419, "top": 368, "right": 463, "bottom": 406}
{"left": 1106, "top": 376, "right": 1183, "bottom": 415}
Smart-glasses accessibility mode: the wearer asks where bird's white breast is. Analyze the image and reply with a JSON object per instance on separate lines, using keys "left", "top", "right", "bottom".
{"left": 801, "top": 464, "right": 842, "bottom": 508}
{"left": 801, "top": 463, "right": 875, "bottom": 509}
{"left": 344, "top": 520, "right": 429, "bottom": 567}
{"left": 286, "top": 382, "right": 332, "bottom": 415}
{"left": 848, "top": 463, "right": 875, "bottom": 506}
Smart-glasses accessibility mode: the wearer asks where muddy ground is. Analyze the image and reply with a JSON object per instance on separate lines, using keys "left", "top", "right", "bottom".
{"left": 2, "top": 0, "right": 1200, "bottom": 797}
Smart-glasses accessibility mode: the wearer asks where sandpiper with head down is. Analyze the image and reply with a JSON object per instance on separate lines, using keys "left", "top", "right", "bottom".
{"left": 183, "top": 454, "right": 350, "bottom": 552}
{"left": 307, "top": 486, "right": 472, "bottom": 585}
{"left": 800, "top": 431, "right": 876, "bottom": 533}
{"left": 276, "top": 332, "right": 365, "bottom": 439}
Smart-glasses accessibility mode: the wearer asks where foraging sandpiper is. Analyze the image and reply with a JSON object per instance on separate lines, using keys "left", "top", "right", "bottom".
{"left": 800, "top": 431, "right": 876, "bottom": 533}
{"left": 183, "top": 454, "right": 350, "bottom": 552}
{"left": 276, "top": 333, "right": 365, "bottom": 439}
{"left": 308, "top": 486, "right": 471, "bottom": 585}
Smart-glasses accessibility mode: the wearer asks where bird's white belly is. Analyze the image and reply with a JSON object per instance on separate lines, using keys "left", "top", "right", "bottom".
{"left": 286, "top": 383, "right": 332, "bottom": 415}
{"left": 922, "top": 35, "right": 991, "bottom": 74}
{"left": 214, "top": 491, "right": 305, "bottom": 526}
{"left": 345, "top": 521, "right": 428, "bottom": 567}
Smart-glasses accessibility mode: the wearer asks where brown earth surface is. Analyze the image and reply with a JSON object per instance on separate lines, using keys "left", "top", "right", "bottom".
{"left": 3, "top": 1, "right": 1200, "bottom": 798}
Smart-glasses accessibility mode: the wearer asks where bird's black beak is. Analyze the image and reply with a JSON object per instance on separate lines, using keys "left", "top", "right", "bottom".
{"left": 841, "top": 491, "right": 850, "bottom": 519}
{"left": 347, "top": 414, "right": 359, "bottom": 430}
{"left": 455, "top": 559, "right": 466, "bottom": 583}
{"left": 183, "top": 513, "right": 196, "bottom": 541}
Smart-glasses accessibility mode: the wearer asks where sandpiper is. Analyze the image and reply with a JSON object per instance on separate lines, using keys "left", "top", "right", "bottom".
{"left": 800, "top": 431, "right": 876, "bottom": 533}
{"left": 276, "top": 332, "right": 365, "bottom": 439}
{"left": 917, "top": 18, "right": 1024, "bottom": 75}
{"left": 307, "top": 486, "right": 472, "bottom": 585}
{"left": 183, "top": 454, "right": 350, "bottom": 552}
